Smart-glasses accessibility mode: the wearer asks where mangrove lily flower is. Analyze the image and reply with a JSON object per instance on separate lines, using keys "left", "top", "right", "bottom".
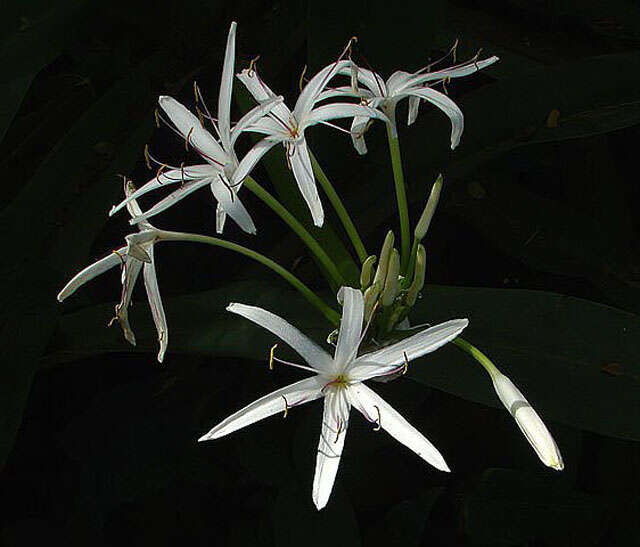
{"left": 336, "top": 53, "right": 498, "bottom": 154}
{"left": 492, "top": 371, "right": 564, "bottom": 470}
{"left": 109, "top": 22, "right": 283, "bottom": 234}
{"left": 233, "top": 60, "right": 387, "bottom": 226}
{"left": 199, "top": 287, "right": 468, "bottom": 509}
{"left": 58, "top": 179, "right": 169, "bottom": 363}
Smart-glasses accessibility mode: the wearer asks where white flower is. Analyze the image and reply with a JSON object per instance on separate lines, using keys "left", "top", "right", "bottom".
{"left": 336, "top": 54, "right": 499, "bottom": 154}
{"left": 492, "top": 371, "right": 564, "bottom": 470}
{"left": 109, "top": 22, "right": 283, "bottom": 234}
{"left": 199, "top": 287, "right": 468, "bottom": 509}
{"left": 58, "top": 179, "right": 169, "bottom": 363}
{"left": 232, "top": 60, "right": 387, "bottom": 226}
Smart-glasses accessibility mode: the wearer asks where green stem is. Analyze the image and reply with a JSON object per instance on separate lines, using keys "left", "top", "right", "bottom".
{"left": 157, "top": 230, "right": 340, "bottom": 326}
{"left": 243, "top": 176, "right": 346, "bottom": 288}
{"left": 309, "top": 151, "right": 368, "bottom": 264}
{"left": 452, "top": 337, "right": 500, "bottom": 378}
{"left": 386, "top": 124, "right": 411, "bottom": 273}
{"left": 403, "top": 238, "right": 420, "bottom": 288}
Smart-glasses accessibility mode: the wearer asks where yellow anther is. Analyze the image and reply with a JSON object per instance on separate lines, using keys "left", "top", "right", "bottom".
{"left": 402, "top": 351, "right": 409, "bottom": 375}
{"left": 193, "top": 80, "right": 199, "bottom": 104}
{"left": 112, "top": 249, "right": 125, "bottom": 266}
{"left": 452, "top": 38, "right": 459, "bottom": 63}
{"left": 154, "top": 108, "right": 160, "bottom": 128}
{"left": 269, "top": 343, "right": 278, "bottom": 370}
{"left": 180, "top": 162, "right": 186, "bottom": 185}
{"left": 144, "top": 144, "right": 152, "bottom": 170}
{"left": 282, "top": 395, "right": 289, "bottom": 418}
{"left": 155, "top": 164, "right": 167, "bottom": 184}
{"left": 248, "top": 55, "right": 260, "bottom": 76}
{"left": 299, "top": 64, "right": 307, "bottom": 92}
{"left": 185, "top": 127, "right": 194, "bottom": 151}
{"left": 373, "top": 405, "right": 381, "bottom": 431}
{"left": 196, "top": 106, "right": 206, "bottom": 128}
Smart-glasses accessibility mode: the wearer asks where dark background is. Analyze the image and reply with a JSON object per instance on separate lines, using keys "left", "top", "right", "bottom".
{"left": 1, "top": 0, "right": 639, "bottom": 545}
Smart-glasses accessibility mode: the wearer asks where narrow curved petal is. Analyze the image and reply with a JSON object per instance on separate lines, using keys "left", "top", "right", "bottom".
{"left": 115, "top": 257, "right": 144, "bottom": 346}
{"left": 236, "top": 116, "right": 288, "bottom": 139}
{"left": 218, "top": 21, "right": 237, "bottom": 150}
{"left": 199, "top": 376, "right": 324, "bottom": 440}
{"left": 57, "top": 246, "right": 127, "bottom": 301}
{"left": 405, "top": 87, "right": 464, "bottom": 149}
{"left": 334, "top": 287, "right": 364, "bottom": 370}
{"left": 404, "top": 56, "right": 500, "bottom": 91}
{"left": 230, "top": 95, "right": 285, "bottom": 146}
{"left": 352, "top": 318, "right": 468, "bottom": 374}
{"left": 294, "top": 60, "right": 350, "bottom": 121}
{"left": 231, "top": 138, "right": 280, "bottom": 186}
{"left": 158, "top": 96, "right": 227, "bottom": 165}
{"left": 303, "top": 103, "right": 387, "bottom": 129}
{"left": 315, "top": 85, "right": 369, "bottom": 103}
{"left": 215, "top": 202, "right": 227, "bottom": 234}
{"left": 492, "top": 373, "right": 564, "bottom": 470}
{"left": 407, "top": 96, "right": 420, "bottom": 126}
{"left": 313, "top": 389, "right": 350, "bottom": 510}
{"left": 348, "top": 383, "right": 450, "bottom": 472}
{"left": 385, "top": 70, "right": 412, "bottom": 96}
{"left": 109, "top": 166, "right": 211, "bottom": 217}
{"left": 236, "top": 69, "right": 292, "bottom": 120}
{"left": 350, "top": 116, "right": 369, "bottom": 155}
{"left": 143, "top": 246, "right": 168, "bottom": 363}
{"left": 226, "top": 303, "right": 334, "bottom": 371}
{"left": 289, "top": 139, "right": 324, "bottom": 227}
{"left": 209, "top": 176, "right": 256, "bottom": 234}
{"left": 337, "top": 65, "right": 387, "bottom": 97}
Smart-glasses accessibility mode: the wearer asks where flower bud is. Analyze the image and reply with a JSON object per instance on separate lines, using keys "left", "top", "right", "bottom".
{"left": 372, "top": 231, "right": 394, "bottom": 288}
{"left": 414, "top": 174, "right": 443, "bottom": 241}
{"left": 492, "top": 372, "right": 564, "bottom": 471}
{"left": 406, "top": 244, "right": 426, "bottom": 306}
{"left": 381, "top": 249, "right": 400, "bottom": 306}
{"left": 360, "top": 255, "right": 377, "bottom": 290}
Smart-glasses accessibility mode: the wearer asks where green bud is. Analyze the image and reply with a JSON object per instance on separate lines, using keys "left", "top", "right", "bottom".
{"left": 360, "top": 255, "right": 377, "bottom": 289}
{"left": 414, "top": 174, "right": 443, "bottom": 241}
{"left": 372, "top": 231, "right": 394, "bottom": 288}
{"left": 406, "top": 244, "right": 426, "bottom": 306}
{"left": 381, "top": 248, "right": 400, "bottom": 306}
{"left": 363, "top": 284, "right": 380, "bottom": 320}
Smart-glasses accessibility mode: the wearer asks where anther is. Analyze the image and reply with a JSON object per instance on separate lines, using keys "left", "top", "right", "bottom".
{"left": 248, "top": 55, "right": 260, "bottom": 77}
{"left": 402, "top": 351, "right": 409, "bottom": 375}
{"left": 193, "top": 80, "right": 199, "bottom": 104}
{"left": 155, "top": 164, "right": 167, "bottom": 185}
{"left": 185, "top": 127, "right": 194, "bottom": 151}
{"left": 299, "top": 64, "right": 307, "bottom": 92}
{"left": 180, "top": 162, "right": 186, "bottom": 185}
{"left": 154, "top": 108, "right": 160, "bottom": 128}
{"left": 269, "top": 343, "right": 278, "bottom": 370}
{"left": 373, "top": 405, "right": 381, "bottom": 431}
{"left": 196, "top": 106, "right": 206, "bottom": 128}
{"left": 144, "top": 144, "right": 152, "bottom": 170}
{"left": 282, "top": 395, "right": 289, "bottom": 418}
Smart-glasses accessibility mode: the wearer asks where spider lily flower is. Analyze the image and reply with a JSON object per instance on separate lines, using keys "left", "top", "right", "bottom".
{"left": 58, "top": 179, "right": 169, "bottom": 363}
{"left": 232, "top": 60, "right": 387, "bottom": 226}
{"left": 492, "top": 371, "right": 564, "bottom": 470}
{"left": 336, "top": 53, "right": 498, "bottom": 154}
{"left": 199, "top": 287, "right": 468, "bottom": 509}
{"left": 109, "top": 22, "right": 283, "bottom": 235}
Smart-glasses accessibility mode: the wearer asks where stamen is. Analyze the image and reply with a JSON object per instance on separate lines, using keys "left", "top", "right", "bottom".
{"left": 269, "top": 343, "right": 278, "bottom": 370}
{"left": 373, "top": 405, "right": 381, "bottom": 431}
{"left": 299, "top": 64, "right": 307, "bottom": 92}
{"left": 282, "top": 395, "right": 289, "bottom": 418}
{"left": 154, "top": 108, "right": 161, "bottom": 128}
{"left": 402, "top": 351, "right": 409, "bottom": 375}
{"left": 196, "top": 106, "right": 206, "bottom": 128}
{"left": 193, "top": 80, "right": 199, "bottom": 104}
{"left": 144, "top": 144, "right": 152, "bottom": 170}
{"left": 185, "top": 127, "right": 194, "bottom": 151}
{"left": 155, "top": 164, "right": 167, "bottom": 185}
{"left": 334, "top": 418, "right": 343, "bottom": 443}
{"left": 247, "top": 55, "right": 260, "bottom": 77}
{"left": 180, "top": 162, "right": 186, "bottom": 186}
{"left": 442, "top": 75, "right": 451, "bottom": 95}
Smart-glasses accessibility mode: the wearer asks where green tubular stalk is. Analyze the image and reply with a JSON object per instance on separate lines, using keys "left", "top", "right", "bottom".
{"left": 157, "top": 230, "right": 340, "bottom": 326}
{"left": 308, "top": 151, "right": 368, "bottom": 264}
{"left": 452, "top": 337, "right": 500, "bottom": 378}
{"left": 386, "top": 125, "right": 411, "bottom": 273}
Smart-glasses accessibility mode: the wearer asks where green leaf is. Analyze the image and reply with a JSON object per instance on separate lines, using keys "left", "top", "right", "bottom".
{"left": 48, "top": 281, "right": 640, "bottom": 440}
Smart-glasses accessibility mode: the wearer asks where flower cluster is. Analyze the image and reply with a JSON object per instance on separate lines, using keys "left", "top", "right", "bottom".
{"left": 58, "top": 22, "right": 562, "bottom": 510}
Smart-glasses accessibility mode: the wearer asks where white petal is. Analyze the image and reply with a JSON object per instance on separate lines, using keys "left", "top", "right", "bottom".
{"left": 230, "top": 95, "right": 285, "bottom": 146}
{"left": 215, "top": 202, "right": 227, "bottom": 234}
{"left": 386, "top": 70, "right": 413, "bottom": 96}
{"left": 293, "top": 60, "right": 350, "bottom": 121}
{"left": 334, "top": 287, "right": 364, "bottom": 370}
{"left": 405, "top": 87, "right": 464, "bottom": 149}
{"left": 236, "top": 68, "right": 292, "bottom": 121}
{"left": 218, "top": 21, "right": 236, "bottom": 150}
{"left": 209, "top": 176, "right": 256, "bottom": 234}
{"left": 128, "top": 177, "right": 213, "bottom": 225}
{"left": 492, "top": 373, "right": 564, "bottom": 470}
{"left": 158, "top": 96, "right": 227, "bottom": 165}
{"left": 348, "top": 383, "right": 450, "bottom": 472}
{"left": 57, "top": 246, "right": 126, "bottom": 301}
{"left": 351, "top": 318, "right": 468, "bottom": 377}
{"left": 403, "top": 56, "right": 500, "bottom": 91}
{"left": 109, "top": 166, "right": 212, "bottom": 217}
{"left": 315, "top": 85, "right": 369, "bottom": 103}
{"left": 350, "top": 116, "right": 368, "bottom": 155}
{"left": 115, "top": 257, "right": 143, "bottom": 346}
{"left": 313, "top": 389, "right": 350, "bottom": 510}
{"left": 199, "top": 376, "right": 324, "bottom": 440}
{"left": 407, "top": 96, "right": 420, "bottom": 126}
{"left": 289, "top": 139, "right": 324, "bottom": 227}
{"left": 143, "top": 246, "right": 168, "bottom": 363}
{"left": 338, "top": 65, "right": 387, "bottom": 97}
{"left": 226, "top": 303, "right": 334, "bottom": 371}
{"left": 303, "top": 103, "right": 387, "bottom": 129}
{"left": 231, "top": 138, "right": 279, "bottom": 186}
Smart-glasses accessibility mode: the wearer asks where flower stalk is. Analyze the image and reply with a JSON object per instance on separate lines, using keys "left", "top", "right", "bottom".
{"left": 386, "top": 125, "right": 411, "bottom": 272}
